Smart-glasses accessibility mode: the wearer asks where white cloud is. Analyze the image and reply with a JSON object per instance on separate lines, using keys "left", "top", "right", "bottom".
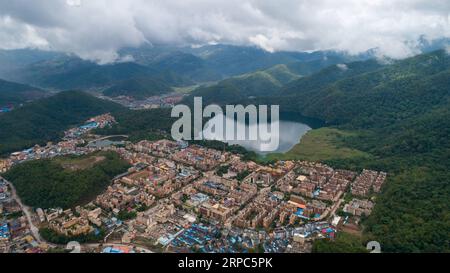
{"left": 0, "top": 16, "right": 49, "bottom": 50}
{"left": 0, "top": 0, "right": 449, "bottom": 63}
{"left": 337, "top": 64, "right": 349, "bottom": 71}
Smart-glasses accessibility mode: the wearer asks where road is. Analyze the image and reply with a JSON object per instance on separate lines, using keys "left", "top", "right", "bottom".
{"left": 2, "top": 176, "right": 157, "bottom": 252}
{"left": 318, "top": 198, "right": 344, "bottom": 222}
{"left": 1, "top": 176, "right": 43, "bottom": 243}
{"left": 88, "top": 135, "right": 129, "bottom": 144}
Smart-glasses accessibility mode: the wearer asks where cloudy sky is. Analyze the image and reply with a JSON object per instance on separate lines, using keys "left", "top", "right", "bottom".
{"left": 0, "top": 0, "right": 449, "bottom": 63}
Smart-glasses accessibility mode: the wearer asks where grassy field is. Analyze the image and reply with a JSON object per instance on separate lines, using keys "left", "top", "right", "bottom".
{"left": 55, "top": 154, "right": 106, "bottom": 171}
{"left": 265, "top": 127, "right": 372, "bottom": 162}
{"left": 312, "top": 231, "right": 369, "bottom": 253}
{"left": 173, "top": 85, "right": 201, "bottom": 94}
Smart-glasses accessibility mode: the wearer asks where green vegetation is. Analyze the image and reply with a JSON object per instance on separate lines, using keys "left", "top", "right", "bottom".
{"left": 94, "top": 108, "right": 175, "bottom": 142}
{"left": 117, "top": 210, "right": 138, "bottom": 221}
{"left": 103, "top": 76, "right": 173, "bottom": 99}
{"left": 216, "top": 165, "right": 230, "bottom": 176}
{"left": 6, "top": 211, "right": 23, "bottom": 220}
{"left": 261, "top": 50, "right": 450, "bottom": 252}
{"left": 186, "top": 64, "right": 302, "bottom": 105}
{"left": 0, "top": 89, "right": 177, "bottom": 155}
{"left": 55, "top": 154, "right": 106, "bottom": 171}
{"left": 3, "top": 151, "right": 130, "bottom": 209}
{"left": 0, "top": 90, "right": 124, "bottom": 156}
{"left": 236, "top": 170, "right": 251, "bottom": 181}
{"left": 0, "top": 78, "right": 47, "bottom": 106}
{"left": 266, "top": 128, "right": 372, "bottom": 163}
{"left": 20, "top": 58, "right": 158, "bottom": 90}
{"left": 189, "top": 50, "right": 449, "bottom": 252}
{"left": 40, "top": 227, "right": 105, "bottom": 245}
{"left": 312, "top": 232, "right": 369, "bottom": 253}
{"left": 1, "top": 47, "right": 449, "bottom": 252}
{"left": 173, "top": 84, "right": 202, "bottom": 94}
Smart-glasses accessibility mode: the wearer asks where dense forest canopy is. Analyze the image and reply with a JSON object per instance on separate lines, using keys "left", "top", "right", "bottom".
{"left": 3, "top": 151, "right": 130, "bottom": 209}
{"left": 187, "top": 50, "right": 450, "bottom": 252}
{"left": 0, "top": 78, "right": 47, "bottom": 106}
{"left": 278, "top": 50, "right": 450, "bottom": 252}
{"left": 0, "top": 90, "right": 124, "bottom": 155}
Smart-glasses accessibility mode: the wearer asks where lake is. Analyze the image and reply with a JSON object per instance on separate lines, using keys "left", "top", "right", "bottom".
{"left": 201, "top": 113, "right": 312, "bottom": 155}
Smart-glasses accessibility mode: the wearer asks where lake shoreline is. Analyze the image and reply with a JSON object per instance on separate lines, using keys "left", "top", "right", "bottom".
{"left": 202, "top": 113, "right": 313, "bottom": 155}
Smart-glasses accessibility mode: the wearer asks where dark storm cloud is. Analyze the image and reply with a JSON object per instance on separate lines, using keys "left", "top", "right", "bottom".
{"left": 0, "top": 0, "right": 449, "bottom": 63}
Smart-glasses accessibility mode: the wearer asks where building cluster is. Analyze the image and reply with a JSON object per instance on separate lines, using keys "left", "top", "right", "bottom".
{"left": 351, "top": 170, "right": 387, "bottom": 197}
{"left": 234, "top": 188, "right": 280, "bottom": 229}
{"left": 278, "top": 162, "right": 357, "bottom": 203}
{"left": 172, "top": 146, "right": 229, "bottom": 171}
{"left": 0, "top": 114, "right": 119, "bottom": 175}
{"left": 47, "top": 208, "right": 94, "bottom": 237}
{"left": 0, "top": 140, "right": 88, "bottom": 172}
{"left": 64, "top": 113, "right": 116, "bottom": 139}
{"left": 343, "top": 198, "right": 374, "bottom": 217}
{"left": 0, "top": 178, "right": 45, "bottom": 253}
{"left": 0, "top": 105, "right": 13, "bottom": 113}
{"left": 226, "top": 156, "right": 260, "bottom": 176}
{"left": 0, "top": 112, "right": 390, "bottom": 253}
{"left": 0, "top": 179, "right": 9, "bottom": 202}
{"left": 0, "top": 160, "right": 11, "bottom": 173}
{"left": 192, "top": 175, "right": 257, "bottom": 224}
{"left": 99, "top": 93, "right": 185, "bottom": 110}
{"left": 38, "top": 202, "right": 126, "bottom": 240}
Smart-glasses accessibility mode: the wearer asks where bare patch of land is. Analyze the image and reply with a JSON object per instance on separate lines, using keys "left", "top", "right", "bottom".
{"left": 57, "top": 155, "right": 106, "bottom": 171}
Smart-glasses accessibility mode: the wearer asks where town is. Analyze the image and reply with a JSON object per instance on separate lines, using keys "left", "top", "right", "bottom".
{"left": 0, "top": 114, "right": 387, "bottom": 253}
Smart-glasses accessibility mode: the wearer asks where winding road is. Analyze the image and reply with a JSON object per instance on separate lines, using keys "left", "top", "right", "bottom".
{"left": 1, "top": 176, "right": 43, "bottom": 243}
{"left": 1, "top": 176, "right": 153, "bottom": 252}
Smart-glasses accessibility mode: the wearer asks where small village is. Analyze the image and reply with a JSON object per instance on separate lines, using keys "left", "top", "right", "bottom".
{"left": 0, "top": 114, "right": 387, "bottom": 253}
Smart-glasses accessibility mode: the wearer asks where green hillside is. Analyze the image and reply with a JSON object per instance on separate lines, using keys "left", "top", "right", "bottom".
{"left": 3, "top": 151, "right": 130, "bottom": 209}
{"left": 0, "top": 78, "right": 47, "bottom": 105}
{"left": 187, "top": 64, "right": 302, "bottom": 105}
{"left": 0, "top": 48, "right": 448, "bottom": 252}
{"left": 94, "top": 108, "right": 175, "bottom": 142}
{"left": 280, "top": 51, "right": 450, "bottom": 127}
{"left": 280, "top": 59, "right": 384, "bottom": 97}
{"left": 0, "top": 90, "right": 124, "bottom": 155}
{"left": 263, "top": 50, "right": 450, "bottom": 252}
{"left": 103, "top": 76, "right": 173, "bottom": 99}
{"left": 123, "top": 45, "right": 358, "bottom": 83}
{"left": 15, "top": 57, "right": 159, "bottom": 90}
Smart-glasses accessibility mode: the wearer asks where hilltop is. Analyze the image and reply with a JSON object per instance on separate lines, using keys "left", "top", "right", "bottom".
{"left": 189, "top": 50, "right": 450, "bottom": 252}
{"left": 0, "top": 91, "right": 124, "bottom": 155}
{"left": 268, "top": 50, "right": 450, "bottom": 252}
{"left": 0, "top": 78, "right": 48, "bottom": 106}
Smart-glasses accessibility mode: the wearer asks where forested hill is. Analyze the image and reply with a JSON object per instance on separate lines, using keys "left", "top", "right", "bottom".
{"left": 279, "top": 50, "right": 450, "bottom": 127}
{"left": 0, "top": 90, "right": 124, "bottom": 155}
{"left": 3, "top": 151, "right": 130, "bottom": 209}
{"left": 188, "top": 65, "right": 299, "bottom": 105}
{"left": 0, "top": 49, "right": 448, "bottom": 252}
{"left": 266, "top": 50, "right": 450, "bottom": 252}
{"left": 0, "top": 78, "right": 48, "bottom": 106}
{"left": 103, "top": 76, "right": 174, "bottom": 99}
{"left": 184, "top": 55, "right": 357, "bottom": 105}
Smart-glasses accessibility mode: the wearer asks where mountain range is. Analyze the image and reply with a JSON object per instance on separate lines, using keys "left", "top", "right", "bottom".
{"left": 0, "top": 45, "right": 449, "bottom": 252}
{"left": 0, "top": 78, "right": 48, "bottom": 107}
{"left": 0, "top": 45, "right": 362, "bottom": 92}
